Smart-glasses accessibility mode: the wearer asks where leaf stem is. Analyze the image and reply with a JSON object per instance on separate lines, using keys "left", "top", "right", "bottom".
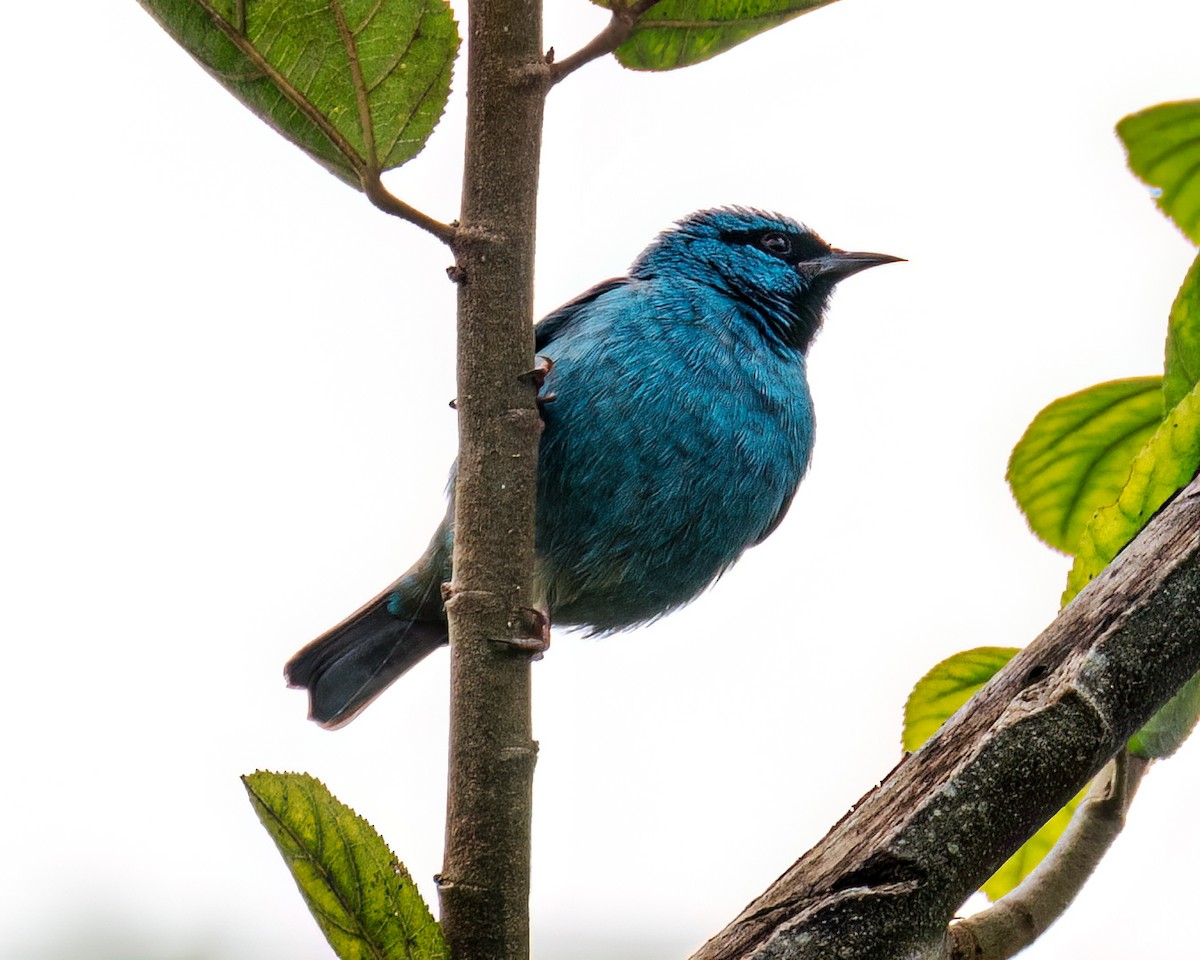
{"left": 363, "top": 172, "right": 457, "bottom": 245}
{"left": 548, "top": 0, "right": 662, "bottom": 84}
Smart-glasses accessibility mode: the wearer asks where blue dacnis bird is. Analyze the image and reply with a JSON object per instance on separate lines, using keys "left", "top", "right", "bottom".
{"left": 286, "top": 208, "right": 899, "bottom": 727}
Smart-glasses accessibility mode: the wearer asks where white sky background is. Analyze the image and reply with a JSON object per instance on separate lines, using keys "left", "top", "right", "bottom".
{"left": 3, "top": 1, "right": 1200, "bottom": 958}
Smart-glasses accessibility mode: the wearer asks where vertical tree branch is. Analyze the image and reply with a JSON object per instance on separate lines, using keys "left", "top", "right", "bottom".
{"left": 438, "top": 2, "right": 550, "bottom": 960}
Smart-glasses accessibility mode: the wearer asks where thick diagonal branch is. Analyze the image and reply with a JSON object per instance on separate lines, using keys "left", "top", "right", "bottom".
{"left": 691, "top": 476, "right": 1200, "bottom": 960}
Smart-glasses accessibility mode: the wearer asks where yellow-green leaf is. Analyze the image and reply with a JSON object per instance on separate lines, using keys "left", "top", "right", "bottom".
{"left": 1165, "top": 253, "right": 1200, "bottom": 410}
{"left": 903, "top": 647, "right": 1020, "bottom": 752}
{"left": 243, "top": 771, "right": 447, "bottom": 960}
{"left": 1007, "top": 378, "right": 1163, "bottom": 554}
{"left": 138, "top": 0, "right": 459, "bottom": 187}
{"left": 1065, "top": 377, "right": 1200, "bottom": 604}
{"left": 1118, "top": 99, "right": 1200, "bottom": 244}
{"left": 593, "top": 0, "right": 840, "bottom": 71}
{"left": 1130, "top": 671, "right": 1200, "bottom": 759}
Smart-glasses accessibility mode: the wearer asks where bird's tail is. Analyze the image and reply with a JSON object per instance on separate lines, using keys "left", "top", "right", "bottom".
{"left": 285, "top": 581, "right": 448, "bottom": 729}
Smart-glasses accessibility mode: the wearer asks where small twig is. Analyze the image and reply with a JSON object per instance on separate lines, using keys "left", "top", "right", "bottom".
{"left": 945, "top": 750, "right": 1151, "bottom": 960}
{"left": 362, "top": 171, "right": 457, "bottom": 246}
{"left": 547, "top": 0, "right": 663, "bottom": 85}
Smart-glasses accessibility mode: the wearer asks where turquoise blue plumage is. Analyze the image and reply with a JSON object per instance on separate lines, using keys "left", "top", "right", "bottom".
{"left": 286, "top": 208, "right": 898, "bottom": 727}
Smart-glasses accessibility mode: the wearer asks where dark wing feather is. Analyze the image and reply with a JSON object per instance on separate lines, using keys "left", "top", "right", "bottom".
{"left": 535, "top": 278, "right": 630, "bottom": 350}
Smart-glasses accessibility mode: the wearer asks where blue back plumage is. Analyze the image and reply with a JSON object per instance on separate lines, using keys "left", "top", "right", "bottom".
{"left": 287, "top": 207, "right": 899, "bottom": 726}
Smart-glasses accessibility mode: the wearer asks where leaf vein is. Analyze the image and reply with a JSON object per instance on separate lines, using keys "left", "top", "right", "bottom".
{"left": 190, "top": 0, "right": 366, "bottom": 178}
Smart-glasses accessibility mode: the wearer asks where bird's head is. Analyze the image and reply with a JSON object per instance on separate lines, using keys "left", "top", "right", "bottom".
{"left": 629, "top": 207, "right": 900, "bottom": 353}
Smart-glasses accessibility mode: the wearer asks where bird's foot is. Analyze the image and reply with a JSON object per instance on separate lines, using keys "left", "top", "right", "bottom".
{"left": 500, "top": 606, "right": 551, "bottom": 661}
{"left": 453, "top": 356, "right": 555, "bottom": 412}
{"left": 520, "top": 355, "right": 553, "bottom": 390}
{"left": 519, "top": 356, "right": 557, "bottom": 410}
{"left": 441, "top": 585, "right": 551, "bottom": 661}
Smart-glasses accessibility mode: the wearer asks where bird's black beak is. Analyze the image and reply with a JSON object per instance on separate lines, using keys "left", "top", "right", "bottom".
{"left": 802, "top": 249, "right": 904, "bottom": 282}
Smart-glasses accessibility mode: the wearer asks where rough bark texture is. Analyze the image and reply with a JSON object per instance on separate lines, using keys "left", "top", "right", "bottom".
{"left": 691, "top": 476, "right": 1200, "bottom": 960}
{"left": 438, "top": 3, "right": 549, "bottom": 960}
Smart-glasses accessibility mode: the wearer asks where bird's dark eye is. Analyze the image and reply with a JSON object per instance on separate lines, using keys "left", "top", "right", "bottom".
{"left": 759, "top": 232, "right": 793, "bottom": 257}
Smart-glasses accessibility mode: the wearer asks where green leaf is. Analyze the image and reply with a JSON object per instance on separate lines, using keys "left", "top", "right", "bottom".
{"left": 1065, "top": 377, "right": 1200, "bottom": 603}
{"left": 903, "top": 647, "right": 1020, "bottom": 753}
{"left": 243, "top": 771, "right": 447, "bottom": 960}
{"left": 594, "top": 0, "right": 840, "bottom": 71}
{"left": 1165, "top": 253, "right": 1200, "bottom": 410}
{"left": 138, "top": 0, "right": 459, "bottom": 187}
{"left": 1118, "top": 99, "right": 1200, "bottom": 243}
{"left": 1130, "top": 671, "right": 1200, "bottom": 759}
{"left": 1007, "top": 378, "right": 1164, "bottom": 554}
{"left": 979, "top": 786, "right": 1086, "bottom": 902}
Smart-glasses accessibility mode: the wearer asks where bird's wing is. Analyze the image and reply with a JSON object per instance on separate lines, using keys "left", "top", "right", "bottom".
{"left": 534, "top": 277, "right": 630, "bottom": 350}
